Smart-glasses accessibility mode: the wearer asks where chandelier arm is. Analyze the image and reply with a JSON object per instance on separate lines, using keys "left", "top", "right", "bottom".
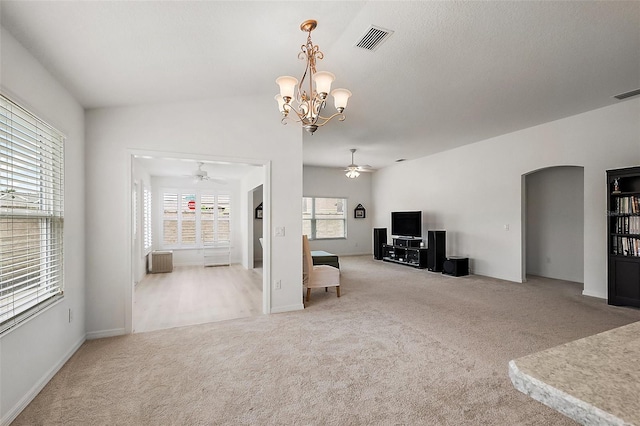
{"left": 281, "top": 105, "right": 312, "bottom": 125}
{"left": 313, "top": 112, "right": 347, "bottom": 127}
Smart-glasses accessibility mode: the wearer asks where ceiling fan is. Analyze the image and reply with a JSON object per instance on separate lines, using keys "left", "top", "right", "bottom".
{"left": 187, "top": 162, "right": 227, "bottom": 184}
{"left": 344, "top": 149, "right": 374, "bottom": 178}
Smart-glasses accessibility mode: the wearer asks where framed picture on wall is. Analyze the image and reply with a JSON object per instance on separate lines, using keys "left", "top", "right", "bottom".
{"left": 354, "top": 204, "right": 365, "bottom": 219}
{"left": 255, "top": 202, "right": 263, "bottom": 219}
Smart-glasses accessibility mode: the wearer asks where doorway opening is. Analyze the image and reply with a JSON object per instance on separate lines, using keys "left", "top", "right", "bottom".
{"left": 523, "top": 166, "right": 584, "bottom": 287}
{"left": 129, "top": 152, "right": 269, "bottom": 333}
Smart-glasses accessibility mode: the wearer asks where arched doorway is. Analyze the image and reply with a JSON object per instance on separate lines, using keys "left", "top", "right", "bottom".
{"left": 523, "top": 166, "right": 584, "bottom": 284}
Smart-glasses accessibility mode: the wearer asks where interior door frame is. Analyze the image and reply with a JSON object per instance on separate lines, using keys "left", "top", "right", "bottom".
{"left": 126, "top": 149, "right": 271, "bottom": 334}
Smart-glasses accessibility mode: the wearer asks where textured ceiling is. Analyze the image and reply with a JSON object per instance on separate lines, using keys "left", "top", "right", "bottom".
{"left": 2, "top": 1, "right": 639, "bottom": 171}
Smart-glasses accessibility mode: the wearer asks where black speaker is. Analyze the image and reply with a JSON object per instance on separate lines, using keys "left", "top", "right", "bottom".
{"left": 373, "top": 228, "right": 387, "bottom": 260}
{"left": 443, "top": 257, "right": 469, "bottom": 277}
{"left": 427, "top": 230, "right": 446, "bottom": 272}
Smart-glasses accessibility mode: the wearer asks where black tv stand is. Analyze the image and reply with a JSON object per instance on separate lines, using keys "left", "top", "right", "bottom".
{"left": 392, "top": 237, "right": 422, "bottom": 248}
{"left": 382, "top": 238, "right": 427, "bottom": 268}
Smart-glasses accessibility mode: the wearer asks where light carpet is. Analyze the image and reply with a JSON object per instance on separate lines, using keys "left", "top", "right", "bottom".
{"left": 12, "top": 255, "right": 640, "bottom": 425}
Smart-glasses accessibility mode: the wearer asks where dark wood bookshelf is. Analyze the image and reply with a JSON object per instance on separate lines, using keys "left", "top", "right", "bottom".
{"left": 607, "top": 166, "right": 640, "bottom": 307}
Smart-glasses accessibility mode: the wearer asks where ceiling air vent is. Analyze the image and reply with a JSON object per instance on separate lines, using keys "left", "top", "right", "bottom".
{"left": 613, "top": 88, "right": 640, "bottom": 100}
{"left": 355, "top": 25, "right": 394, "bottom": 51}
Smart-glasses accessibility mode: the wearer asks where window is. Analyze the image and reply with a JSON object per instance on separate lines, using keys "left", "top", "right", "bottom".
{"left": 201, "top": 194, "right": 230, "bottom": 244}
{"left": 143, "top": 187, "right": 152, "bottom": 253}
{"left": 0, "top": 94, "right": 64, "bottom": 334}
{"left": 162, "top": 190, "right": 231, "bottom": 247}
{"left": 302, "top": 197, "right": 346, "bottom": 240}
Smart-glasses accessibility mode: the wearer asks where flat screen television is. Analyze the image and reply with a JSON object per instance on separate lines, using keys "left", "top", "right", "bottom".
{"left": 391, "top": 211, "right": 422, "bottom": 238}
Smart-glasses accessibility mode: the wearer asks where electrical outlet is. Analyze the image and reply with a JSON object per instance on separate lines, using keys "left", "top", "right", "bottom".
{"left": 274, "top": 280, "right": 282, "bottom": 290}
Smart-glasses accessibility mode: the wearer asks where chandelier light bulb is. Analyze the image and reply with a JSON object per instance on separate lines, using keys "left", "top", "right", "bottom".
{"left": 274, "top": 94, "right": 286, "bottom": 113}
{"left": 276, "top": 76, "right": 298, "bottom": 100}
{"left": 331, "top": 88, "right": 352, "bottom": 112}
{"left": 313, "top": 71, "right": 335, "bottom": 97}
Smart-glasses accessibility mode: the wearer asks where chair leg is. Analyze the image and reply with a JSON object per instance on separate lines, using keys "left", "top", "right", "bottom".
{"left": 306, "top": 288, "right": 311, "bottom": 302}
{"left": 336, "top": 286, "right": 340, "bottom": 297}
{"left": 325, "top": 287, "right": 328, "bottom": 292}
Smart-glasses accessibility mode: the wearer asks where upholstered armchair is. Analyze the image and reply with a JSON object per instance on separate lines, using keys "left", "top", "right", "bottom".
{"left": 302, "top": 235, "right": 340, "bottom": 302}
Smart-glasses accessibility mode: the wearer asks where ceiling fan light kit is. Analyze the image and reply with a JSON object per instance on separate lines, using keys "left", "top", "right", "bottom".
{"left": 275, "top": 19, "right": 352, "bottom": 135}
{"left": 345, "top": 148, "right": 373, "bottom": 179}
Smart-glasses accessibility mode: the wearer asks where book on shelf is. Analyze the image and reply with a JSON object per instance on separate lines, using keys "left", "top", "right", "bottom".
{"left": 613, "top": 236, "right": 640, "bottom": 256}
{"left": 615, "top": 195, "right": 640, "bottom": 214}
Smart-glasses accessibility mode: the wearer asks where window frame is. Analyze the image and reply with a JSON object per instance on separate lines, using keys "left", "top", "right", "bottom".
{"left": 302, "top": 196, "right": 347, "bottom": 240}
{"left": 0, "top": 94, "right": 65, "bottom": 335}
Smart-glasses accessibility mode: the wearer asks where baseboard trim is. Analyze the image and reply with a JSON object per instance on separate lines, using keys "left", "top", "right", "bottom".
{"left": 582, "top": 289, "right": 606, "bottom": 299}
{"left": 270, "top": 303, "right": 304, "bottom": 314}
{"left": 86, "top": 328, "right": 126, "bottom": 340}
{"left": 1, "top": 333, "right": 86, "bottom": 426}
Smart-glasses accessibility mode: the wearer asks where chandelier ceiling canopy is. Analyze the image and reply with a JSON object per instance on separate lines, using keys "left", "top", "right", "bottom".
{"left": 275, "top": 20, "right": 352, "bottom": 135}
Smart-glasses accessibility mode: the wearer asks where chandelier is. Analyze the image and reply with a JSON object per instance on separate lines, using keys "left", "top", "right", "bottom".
{"left": 275, "top": 20, "right": 352, "bottom": 135}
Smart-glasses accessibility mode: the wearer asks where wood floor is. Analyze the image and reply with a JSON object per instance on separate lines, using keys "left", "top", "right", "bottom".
{"left": 133, "top": 264, "right": 263, "bottom": 333}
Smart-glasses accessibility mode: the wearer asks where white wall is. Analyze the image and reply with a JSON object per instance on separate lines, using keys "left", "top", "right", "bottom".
{"left": 85, "top": 96, "right": 304, "bottom": 337}
{"left": 303, "top": 166, "right": 373, "bottom": 255}
{"left": 526, "top": 166, "right": 584, "bottom": 282}
{"left": 0, "top": 28, "right": 86, "bottom": 424}
{"left": 373, "top": 99, "right": 640, "bottom": 299}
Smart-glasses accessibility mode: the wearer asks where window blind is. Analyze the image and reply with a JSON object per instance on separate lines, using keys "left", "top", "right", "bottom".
{"left": 143, "top": 187, "right": 152, "bottom": 251}
{"left": 201, "top": 194, "right": 215, "bottom": 244}
{"left": 217, "top": 194, "right": 230, "bottom": 242}
{"left": 162, "top": 192, "right": 178, "bottom": 245}
{"left": 162, "top": 191, "right": 230, "bottom": 248}
{"left": 181, "top": 194, "right": 196, "bottom": 245}
{"left": 0, "top": 94, "right": 64, "bottom": 334}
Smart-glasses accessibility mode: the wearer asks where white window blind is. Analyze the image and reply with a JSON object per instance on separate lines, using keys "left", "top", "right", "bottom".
{"left": 216, "top": 194, "right": 230, "bottom": 242}
{"left": 181, "top": 193, "right": 196, "bottom": 245}
{"left": 162, "top": 191, "right": 230, "bottom": 248}
{"left": 162, "top": 192, "right": 178, "bottom": 245}
{"left": 143, "top": 187, "right": 152, "bottom": 252}
{"left": 201, "top": 194, "right": 215, "bottom": 244}
{"left": 0, "top": 94, "right": 64, "bottom": 334}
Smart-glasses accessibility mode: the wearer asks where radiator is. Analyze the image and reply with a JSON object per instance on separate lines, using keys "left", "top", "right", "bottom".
{"left": 204, "top": 244, "right": 230, "bottom": 267}
{"left": 151, "top": 250, "right": 173, "bottom": 273}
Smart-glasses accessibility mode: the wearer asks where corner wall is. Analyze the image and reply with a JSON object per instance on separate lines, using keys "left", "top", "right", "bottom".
{"left": 0, "top": 27, "right": 86, "bottom": 424}
{"left": 372, "top": 99, "right": 640, "bottom": 299}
